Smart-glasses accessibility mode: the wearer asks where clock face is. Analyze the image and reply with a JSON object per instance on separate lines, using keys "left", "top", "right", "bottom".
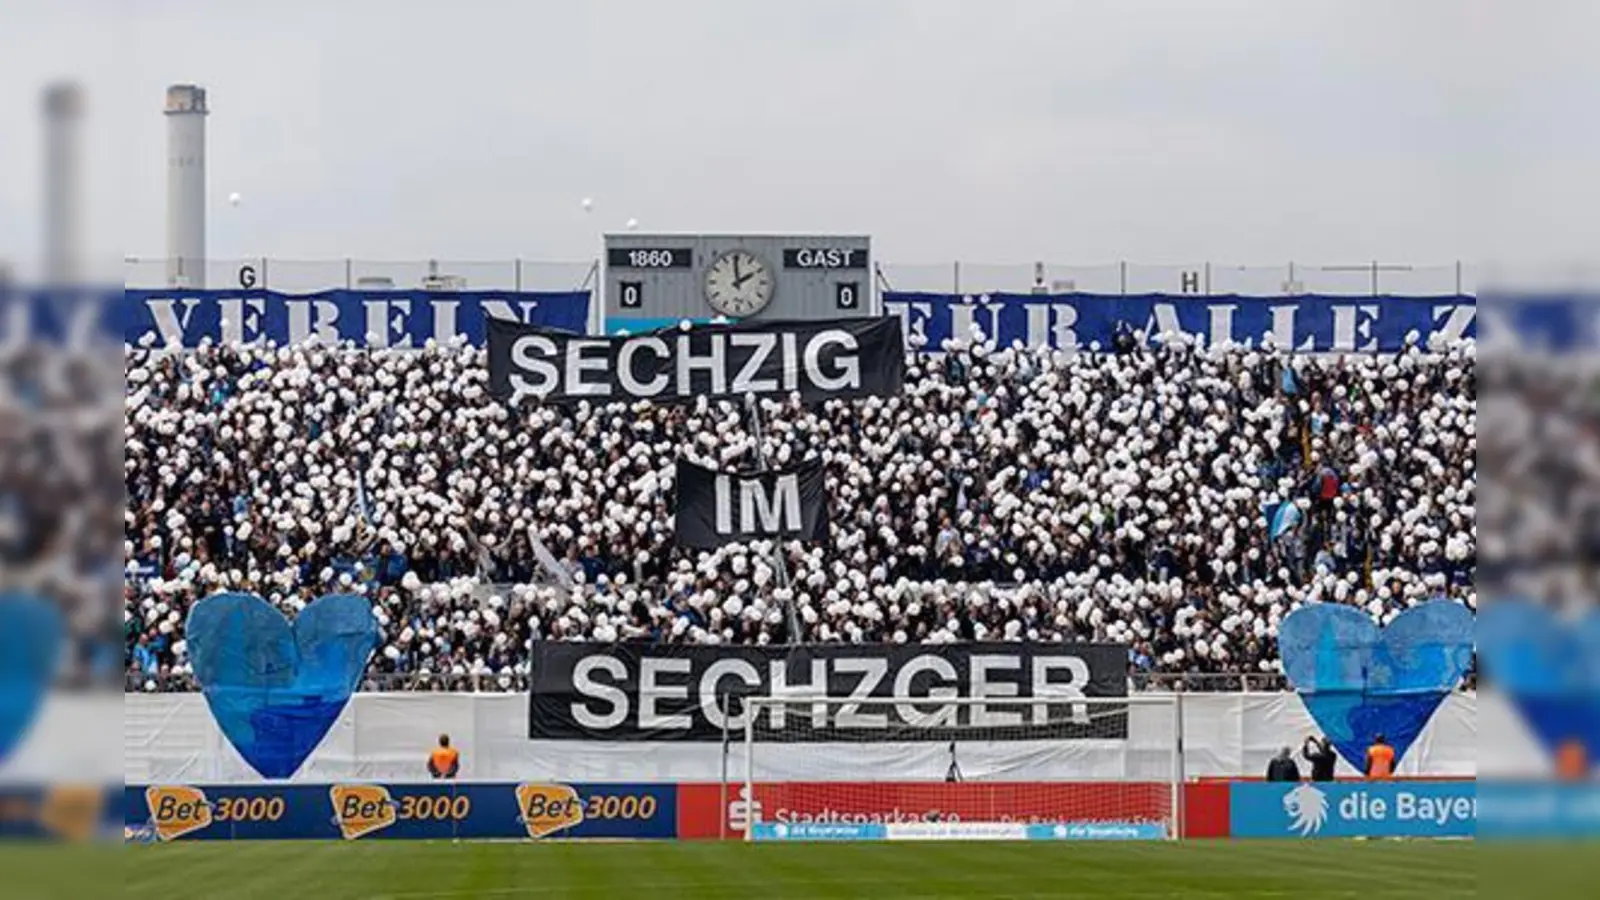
{"left": 704, "top": 250, "right": 775, "bottom": 317}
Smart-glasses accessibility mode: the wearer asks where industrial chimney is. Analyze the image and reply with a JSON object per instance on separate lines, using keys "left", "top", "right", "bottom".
{"left": 42, "top": 82, "right": 84, "bottom": 285}
{"left": 165, "top": 84, "right": 208, "bottom": 288}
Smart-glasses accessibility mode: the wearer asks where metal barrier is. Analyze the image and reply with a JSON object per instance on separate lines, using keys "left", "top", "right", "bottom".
{"left": 127, "top": 670, "right": 1303, "bottom": 694}
{"left": 123, "top": 257, "right": 596, "bottom": 293}
{"left": 1129, "top": 672, "right": 1290, "bottom": 693}
{"left": 123, "top": 257, "right": 1477, "bottom": 297}
{"left": 124, "top": 672, "right": 529, "bottom": 693}
{"left": 875, "top": 260, "right": 1475, "bottom": 297}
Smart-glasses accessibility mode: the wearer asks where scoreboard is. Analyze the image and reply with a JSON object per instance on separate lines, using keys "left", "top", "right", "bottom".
{"left": 602, "top": 234, "right": 873, "bottom": 333}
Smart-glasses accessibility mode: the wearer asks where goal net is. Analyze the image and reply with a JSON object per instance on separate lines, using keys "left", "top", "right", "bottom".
{"left": 739, "top": 695, "right": 1179, "bottom": 842}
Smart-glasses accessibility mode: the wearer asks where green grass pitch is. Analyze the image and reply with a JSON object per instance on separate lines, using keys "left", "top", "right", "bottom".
{"left": 104, "top": 840, "right": 1486, "bottom": 899}
{"left": 11, "top": 838, "right": 1593, "bottom": 899}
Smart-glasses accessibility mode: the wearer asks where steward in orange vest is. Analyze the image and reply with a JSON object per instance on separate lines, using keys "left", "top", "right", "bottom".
{"left": 428, "top": 734, "right": 460, "bottom": 779}
{"left": 1364, "top": 734, "right": 1395, "bottom": 780}
{"left": 1556, "top": 738, "right": 1588, "bottom": 781}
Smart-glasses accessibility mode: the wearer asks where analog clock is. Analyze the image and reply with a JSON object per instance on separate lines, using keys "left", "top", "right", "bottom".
{"left": 704, "top": 250, "right": 775, "bottom": 317}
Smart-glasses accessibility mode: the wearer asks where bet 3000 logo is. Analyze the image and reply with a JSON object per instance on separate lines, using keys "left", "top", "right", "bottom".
{"left": 515, "top": 784, "right": 584, "bottom": 838}
{"left": 329, "top": 785, "right": 398, "bottom": 840}
{"left": 144, "top": 786, "right": 213, "bottom": 841}
{"left": 145, "top": 786, "right": 289, "bottom": 841}
{"left": 329, "top": 785, "right": 477, "bottom": 839}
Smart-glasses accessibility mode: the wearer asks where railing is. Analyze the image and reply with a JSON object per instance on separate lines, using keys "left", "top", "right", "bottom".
{"left": 876, "top": 261, "right": 1475, "bottom": 297}
{"left": 123, "top": 257, "right": 1479, "bottom": 297}
{"left": 123, "top": 257, "right": 597, "bottom": 293}
{"left": 123, "top": 671, "right": 529, "bottom": 693}
{"left": 125, "top": 669, "right": 1478, "bottom": 694}
{"left": 126, "top": 670, "right": 1305, "bottom": 694}
{"left": 1129, "top": 672, "right": 1290, "bottom": 693}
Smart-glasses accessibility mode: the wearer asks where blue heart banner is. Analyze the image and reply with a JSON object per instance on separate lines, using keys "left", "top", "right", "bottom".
{"left": 1476, "top": 600, "right": 1600, "bottom": 765}
{"left": 0, "top": 593, "right": 64, "bottom": 763}
{"left": 1278, "top": 601, "right": 1474, "bottom": 770}
{"left": 187, "top": 593, "right": 379, "bottom": 779}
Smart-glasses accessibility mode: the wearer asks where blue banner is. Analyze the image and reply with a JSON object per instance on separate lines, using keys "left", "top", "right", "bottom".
{"left": 15, "top": 287, "right": 1600, "bottom": 353}
{"left": 0, "top": 288, "right": 123, "bottom": 346}
{"left": 0, "top": 289, "right": 591, "bottom": 348}
{"left": 750, "top": 820, "right": 1167, "bottom": 842}
{"left": 125, "top": 782, "right": 676, "bottom": 841}
{"left": 121, "top": 289, "right": 591, "bottom": 348}
{"left": 0, "top": 784, "right": 123, "bottom": 841}
{"left": 1024, "top": 822, "right": 1169, "bottom": 841}
{"left": 185, "top": 592, "right": 378, "bottom": 780}
{"left": 1484, "top": 295, "right": 1600, "bottom": 351}
{"left": 1277, "top": 601, "right": 1475, "bottom": 774}
{"left": 1479, "top": 782, "right": 1600, "bottom": 839}
{"left": 751, "top": 821, "right": 888, "bottom": 841}
{"left": 884, "top": 292, "right": 1482, "bottom": 354}
{"left": 1229, "top": 781, "right": 1475, "bottom": 838}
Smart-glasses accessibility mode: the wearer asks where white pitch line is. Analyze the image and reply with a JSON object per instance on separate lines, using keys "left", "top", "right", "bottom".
{"left": 374, "top": 885, "right": 1411, "bottom": 900}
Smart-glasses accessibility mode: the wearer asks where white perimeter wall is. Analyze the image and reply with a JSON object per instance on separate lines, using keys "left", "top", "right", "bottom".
{"left": 122, "top": 692, "right": 1483, "bottom": 785}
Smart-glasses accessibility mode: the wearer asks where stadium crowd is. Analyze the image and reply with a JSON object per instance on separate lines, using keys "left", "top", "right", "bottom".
{"left": 4, "top": 343, "right": 123, "bottom": 685}
{"left": 1478, "top": 350, "right": 1600, "bottom": 609}
{"left": 123, "top": 326, "right": 1477, "bottom": 691}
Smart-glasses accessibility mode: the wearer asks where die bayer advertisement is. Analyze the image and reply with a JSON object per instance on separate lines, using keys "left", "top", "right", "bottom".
{"left": 1229, "top": 782, "right": 1476, "bottom": 839}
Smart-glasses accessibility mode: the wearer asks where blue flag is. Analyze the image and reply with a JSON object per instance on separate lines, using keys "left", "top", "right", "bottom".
{"left": 1269, "top": 502, "right": 1302, "bottom": 541}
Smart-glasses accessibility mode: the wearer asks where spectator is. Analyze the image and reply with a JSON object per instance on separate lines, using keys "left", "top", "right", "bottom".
{"left": 1302, "top": 735, "right": 1337, "bottom": 782}
{"left": 1266, "top": 747, "right": 1301, "bottom": 783}
{"left": 121, "top": 330, "right": 1478, "bottom": 690}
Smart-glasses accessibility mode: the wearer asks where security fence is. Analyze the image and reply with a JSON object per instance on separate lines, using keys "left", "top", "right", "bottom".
{"left": 123, "top": 257, "right": 598, "bottom": 294}
{"left": 876, "top": 260, "right": 1474, "bottom": 297}
{"left": 124, "top": 257, "right": 1478, "bottom": 297}
{"left": 126, "top": 669, "right": 1302, "bottom": 694}
{"left": 127, "top": 669, "right": 1486, "bottom": 694}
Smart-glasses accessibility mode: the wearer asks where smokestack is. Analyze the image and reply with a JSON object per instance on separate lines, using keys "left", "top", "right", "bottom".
{"left": 165, "top": 84, "right": 208, "bottom": 288}
{"left": 42, "top": 82, "right": 84, "bottom": 285}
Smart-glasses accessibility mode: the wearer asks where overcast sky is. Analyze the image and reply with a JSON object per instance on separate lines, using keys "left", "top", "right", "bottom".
{"left": 3, "top": 0, "right": 1597, "bottom": 276}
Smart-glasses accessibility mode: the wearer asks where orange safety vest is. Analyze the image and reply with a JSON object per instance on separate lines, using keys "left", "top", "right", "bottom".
{"left": 429, "top": 746, "right": 460, "bottom": 777}
{"left": 1556, "top": 739, "right": 1588, "bottom": 781}
{"left": 1365, "top": 743, "right": 1395, "bottom": 780}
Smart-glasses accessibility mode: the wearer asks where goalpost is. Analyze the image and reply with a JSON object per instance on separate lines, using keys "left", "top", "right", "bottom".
{"left": 740, "top": 694, "right": 1181, "bottom": 842}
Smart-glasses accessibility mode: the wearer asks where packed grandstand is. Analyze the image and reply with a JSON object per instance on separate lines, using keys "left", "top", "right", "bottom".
{"left": 123, "top": 324, "right": 1477, "bottom": 692}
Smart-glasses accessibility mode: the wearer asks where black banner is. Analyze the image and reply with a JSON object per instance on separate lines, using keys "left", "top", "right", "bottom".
{"left": 487, "top": 316, "right": 904, "bottom": 406}
{"left": 674, "top": 458, "right": 827, "bottom": 548}
{"left": 528, "top": 643, "right": 1129, "bottom": 742}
